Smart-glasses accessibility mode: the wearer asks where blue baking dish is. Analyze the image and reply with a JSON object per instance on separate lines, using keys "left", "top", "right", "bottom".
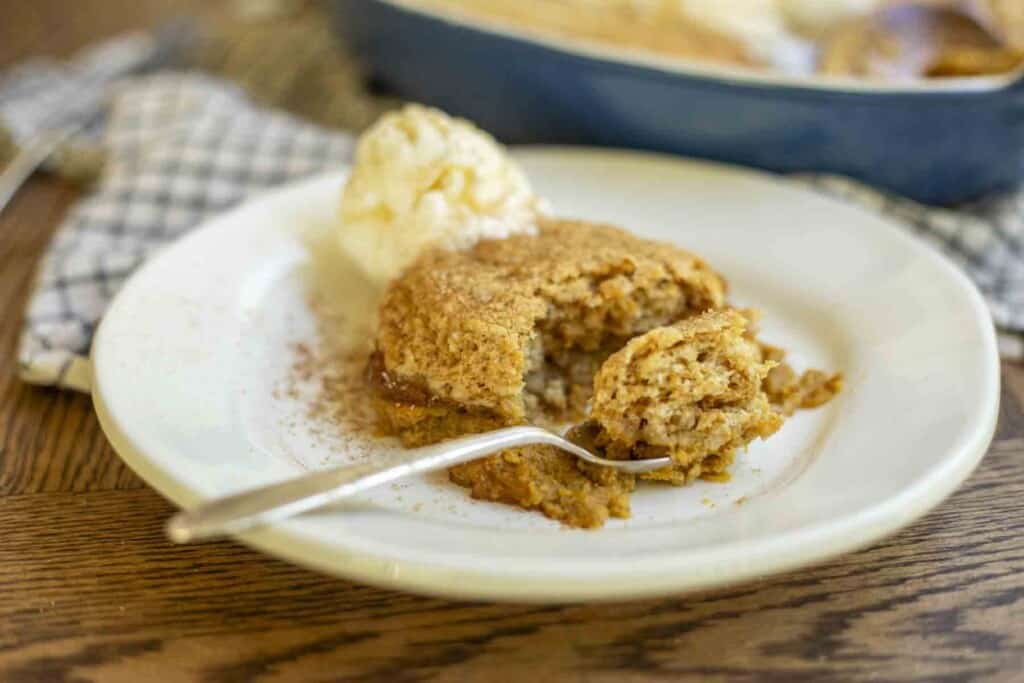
{"left": 331, "top": 0, "right": 1024, "bottom": 204}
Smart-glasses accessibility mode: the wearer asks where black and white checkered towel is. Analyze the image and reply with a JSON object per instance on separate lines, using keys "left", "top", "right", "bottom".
{"left": 9, "top": 69, "right": 353, "bottom": 391}
{"left": 4, "top": 49, "right": 1021, "bottom": 392}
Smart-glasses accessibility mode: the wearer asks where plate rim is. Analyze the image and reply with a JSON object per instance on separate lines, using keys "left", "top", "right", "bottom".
{"left": 92, "top": 147, "right": 1001, "bottom": 602}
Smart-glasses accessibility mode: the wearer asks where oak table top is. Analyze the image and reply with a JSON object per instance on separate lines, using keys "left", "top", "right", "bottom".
{"left": 2, "top": 4, "right": 1023, "bottom": 681}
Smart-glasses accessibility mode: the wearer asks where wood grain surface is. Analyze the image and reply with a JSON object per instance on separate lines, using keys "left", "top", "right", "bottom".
{"left": 2, "top": 3, "right": 1023, "bottom": 681}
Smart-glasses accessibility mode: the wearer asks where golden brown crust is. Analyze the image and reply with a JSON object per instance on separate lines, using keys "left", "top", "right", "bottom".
{"left": 764, "top": 365, "right": 844, "bottom": 417}
{"left": 743, "top": 309, "right": 844, "bottom": 417}
{"left": 587, "top": 310, "right": 783, "bottom": 469}
{"left": 375, "top": 218, "right": 727, "bottom": 424}
{"left": 370, "top": 221, "right": 840, "bottom": 529}
{"left": 449, "top": 446, "right": 635, "bottom": 529}
{"left": 372, "top": 218, "right": 725, "bottom": 528}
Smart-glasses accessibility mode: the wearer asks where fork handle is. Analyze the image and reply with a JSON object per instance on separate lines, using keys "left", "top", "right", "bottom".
{"left": 165, "top": 426, "right": 560, "bottom": 543}
{"left": 0, "top": 129, "right": 75, "bottom": 217}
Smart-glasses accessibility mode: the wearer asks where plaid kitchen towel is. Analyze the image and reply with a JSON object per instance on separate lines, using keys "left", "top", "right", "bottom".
{"left": 4, "top": 51, "right": 1023, "bottom": 392}
{"left": 10, "top": 72, "right": 353, "bottom": 391}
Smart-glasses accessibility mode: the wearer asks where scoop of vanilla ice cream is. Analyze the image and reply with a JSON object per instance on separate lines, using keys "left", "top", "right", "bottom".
{"left": 338, "top": 105, "right": 547, "bottom": 285}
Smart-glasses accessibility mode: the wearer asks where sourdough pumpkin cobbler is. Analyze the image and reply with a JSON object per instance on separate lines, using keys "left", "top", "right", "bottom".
{"left": 369, "top": 218, "right": 727, "bottom": 527}
{"left": 367, "top": 220, "right": 840, "bottom": 528}
{"left": 336, "top": 104, "right": 841, "bottom": 528}
{"left": 567, "top": 309, "right": 783, "bottom": 487}
{"left": 371, "top": 218, "right": 727, "bottom": 437}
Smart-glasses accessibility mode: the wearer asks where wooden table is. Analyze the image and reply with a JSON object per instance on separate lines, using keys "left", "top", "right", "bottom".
{"left": 2, "top": 4, "right": 1023, "bottom": 681}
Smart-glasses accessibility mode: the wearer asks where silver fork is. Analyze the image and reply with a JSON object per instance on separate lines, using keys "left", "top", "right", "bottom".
{"left": 0, "top": 127, "right": 80, "bottom": 215}
{"left": 165, "top": 426, "right": 670, "bottom": 543}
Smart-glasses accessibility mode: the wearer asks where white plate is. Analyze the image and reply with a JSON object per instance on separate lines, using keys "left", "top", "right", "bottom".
{"left": 93, "top": 148, "right": 999, "bottom": 603}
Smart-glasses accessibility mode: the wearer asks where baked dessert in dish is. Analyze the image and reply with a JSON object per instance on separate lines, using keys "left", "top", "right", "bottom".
{"left": 567, "top": 309, "right": 783, "bottom": 486}
{"left": 411, "top": 0, "right": 1023, "bottom": 79}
